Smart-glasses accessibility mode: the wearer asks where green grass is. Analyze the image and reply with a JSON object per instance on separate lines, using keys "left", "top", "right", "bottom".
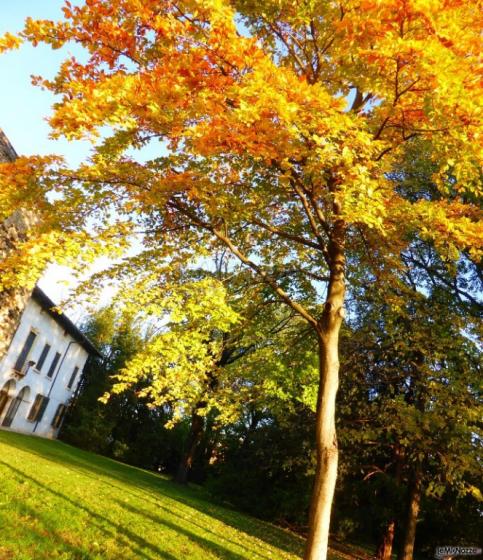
{"left": 0, "top": 429, "right": 306, "bottom": 560}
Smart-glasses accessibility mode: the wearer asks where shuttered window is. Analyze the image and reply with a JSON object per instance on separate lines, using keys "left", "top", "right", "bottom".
{"left": 51, "top": 404, "right": 68, "bottom": 429}
{"left": 36, "top": 344, "right": 51, "bottom": 372}
{"left": 27, "top": 394, "right": 50, "bottom": 422}
{"left": 13, "top": 331, "right": 37, "bottom": 373}
{"left": 46, "top": 352, "right": 61, "bottom": 378}
{"left": 67, "top": 366, "right": 79, "bottom": 389}
{"left": 0, "top": 389, "right": 9, "bottom": 417}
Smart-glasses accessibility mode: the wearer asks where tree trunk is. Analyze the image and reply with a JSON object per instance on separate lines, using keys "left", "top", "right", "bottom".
{"left": 174, "top": 364, "right": 222, "bottom": 485}
{"left": 377, "top": 446, "right": 404, "bottom": 560}
{"left": 398, "top": 470, "right": 422, "bottom": 560}
{"left": 377, "top": 520, "right": 396, "bottom": 560}
{"left": 174, "top": 411, "right": 205, "bottom": 484}
{"left": 304, "top": 232, "right": 345, "bottom": 560}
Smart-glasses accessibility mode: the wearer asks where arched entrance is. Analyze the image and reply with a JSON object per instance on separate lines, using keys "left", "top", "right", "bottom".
{"left": 2, "top": 386, "right": 30, "bottom": 428}
{"left": 0, "top": 379, "right": 16, "bottom": 420}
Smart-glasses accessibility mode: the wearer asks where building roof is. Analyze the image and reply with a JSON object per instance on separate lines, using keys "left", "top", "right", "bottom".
{"left": 32, "top": 286, "right": 102, "bottom": 357}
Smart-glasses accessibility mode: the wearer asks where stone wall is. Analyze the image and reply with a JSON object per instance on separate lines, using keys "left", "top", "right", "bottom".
{"left": 0, "top": 128, "right": 36, "bottom": 360}
{"left": 0, "top": 129, "right": 17, "bottom": 162}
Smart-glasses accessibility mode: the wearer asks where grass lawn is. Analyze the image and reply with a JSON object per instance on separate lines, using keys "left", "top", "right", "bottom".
{"left": 0, "top": 429, "right": 307, "bottom": 560}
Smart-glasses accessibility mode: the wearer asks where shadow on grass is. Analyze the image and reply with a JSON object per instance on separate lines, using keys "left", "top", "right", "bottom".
{"left": 115, "top": 498, "right": 276, "bottom": 560}
{"left": 0, "top": 459, "right": 179, "bottom": 560}
{"left": 46, "top": 461, "right": 280, "bottom": 560}
{"left": 119, "top": 499, "right": 262, "bottom": 560}
{"left": 0, "top": 431, "right": 304, "bottom": 558}
{"left": 2, "top": 500, "right": 94, "bottom": 560}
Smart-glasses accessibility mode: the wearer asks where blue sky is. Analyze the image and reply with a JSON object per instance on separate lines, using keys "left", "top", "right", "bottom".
{"left": 0, "top": 2, "right": 101, "bottom": 309}
{"left": 0, "top": 2, "right": 160, "bottom": 312}
{"left": 2, "top": 3, "right": 226, "bottom": 311}
{"left": 0, "top": 1, "right": 90, "bottom": 165}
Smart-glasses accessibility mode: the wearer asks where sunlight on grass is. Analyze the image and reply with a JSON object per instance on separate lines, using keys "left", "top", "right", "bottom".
{"left": 0, "top": 430, "right": 305, "bottom": 559}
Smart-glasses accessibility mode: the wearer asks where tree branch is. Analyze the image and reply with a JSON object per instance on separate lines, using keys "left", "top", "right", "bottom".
{"left": 251, "top": 218, "right": 322, "bottom": 251}
{"left": 290, "top": 178, "right": 331, "bottom": 264}
{"left": 168, "top": 199, "right": 319, "bottom": 327}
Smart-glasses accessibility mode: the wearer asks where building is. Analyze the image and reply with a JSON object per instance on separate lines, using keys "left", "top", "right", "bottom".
{"left": 0, "top": 128, "right": 100, "bottom": 438}
{"left": 0, "top": 128, "right": 40, "bottom": 358}
{"left": 0, "top": 286, "right": 100, "bottom": 438}
{"left": 0, "top": 128, "right": 99, "bottom": 437}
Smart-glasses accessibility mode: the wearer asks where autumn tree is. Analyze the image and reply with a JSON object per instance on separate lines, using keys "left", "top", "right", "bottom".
{"left": 1, "top": 1, "right": 481, "bottom": 558}
{"left": 334, "top": 142, "right": 482, "bottom": 559}
{"left": 101, "top": 260, "right": 314, "bottom": 484}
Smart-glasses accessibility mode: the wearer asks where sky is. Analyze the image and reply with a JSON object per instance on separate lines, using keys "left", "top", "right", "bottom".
{"left": 0, "top": 1, "right": 90, "bottom": 164}
{"left": 1, "top": 2, "right": 119, "bottom": 318}
{"left": 1, "top": 1, "right": 86, "bottom": 315}
{"left": 2, "top": 3, "right": 275, "bottom": 320}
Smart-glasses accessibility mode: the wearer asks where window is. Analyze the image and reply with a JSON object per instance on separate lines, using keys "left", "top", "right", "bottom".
{"left": 67, "top": 366, "right": 79, "bottom": 389}
{"left": 51, "top": 404, "right": 68, "bottom": 429}
{"left": 46, "top": 352, "right": 61, "bottom": 378}
{"left": 13, "top": 331, "right": 37, "bottom": 373}
{"left": 2, "top": 386, "right": 30, "bottom": 427}
{"left": 27, "top": 394, "right": 50, "bottom": 423}
{"left": 36, "top": 344, "right": 51, "bottom": 372}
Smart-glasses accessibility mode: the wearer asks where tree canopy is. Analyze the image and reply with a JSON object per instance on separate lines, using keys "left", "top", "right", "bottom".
{"left": 0, "top": 1, "right": 481, "bottom": 558}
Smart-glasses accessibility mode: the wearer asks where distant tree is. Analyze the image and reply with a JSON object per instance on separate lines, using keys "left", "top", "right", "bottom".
{"left": 102, "top": 261, "right": 317, "bottom": 484}
{"left": 207, "top": 405, "right": 316, "bottom": 526}
{"left": 61, "top": 308, "right": 177, "bottom": 470}
{"left": 337, "top": 280, "right": 481, "bottom": 560}
{"left": 330, "top": 138, "right": 482, "bottom": 560}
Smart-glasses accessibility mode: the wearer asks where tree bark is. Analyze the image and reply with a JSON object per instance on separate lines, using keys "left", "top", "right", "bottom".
{"left": 174, "top": 360, "right": 223, "bottom": 485}
{"left": 377, "top": 446, "right": 404, "bottom": 560}
{"left": 398, "top": 469, "right": 422, "bottom": 560}
{"left": 377, "top": 520, "right": 396, "bottom": 560}
{"left": 304, "top": 232, "right": 345, "bottom": 560}
{"left": 174, "top": 410, "right": 205, "bottom": 484}
{"left": 398, "top": 348, "right": 424, "bottom": 560}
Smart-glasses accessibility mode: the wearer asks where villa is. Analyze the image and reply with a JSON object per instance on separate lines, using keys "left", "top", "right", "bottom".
{"left": 0, "top": 286, "right": 99, "bottom": 438}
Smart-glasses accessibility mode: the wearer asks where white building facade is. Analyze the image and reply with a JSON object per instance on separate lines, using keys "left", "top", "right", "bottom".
{"left": 0, "top": 287, "right": 99, "bottom": 438}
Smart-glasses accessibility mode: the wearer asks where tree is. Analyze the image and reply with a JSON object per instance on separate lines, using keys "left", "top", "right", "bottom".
{"left": 206, "top": 405, "right": 317, "bottom": 526}
{"left": 338, "top": 277, "right": 481, "bottom": 559}
{"left": 104, "top": 261, "right": 314, "bottom": 484}
{"left": 1, "top": 2, "right": 481, "bottom": 557}
{"left": 334, "top": 142, "right": 482, "bottom": 559}
{"left": 61, "top": 307, "right": 176, "bottom": 469}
